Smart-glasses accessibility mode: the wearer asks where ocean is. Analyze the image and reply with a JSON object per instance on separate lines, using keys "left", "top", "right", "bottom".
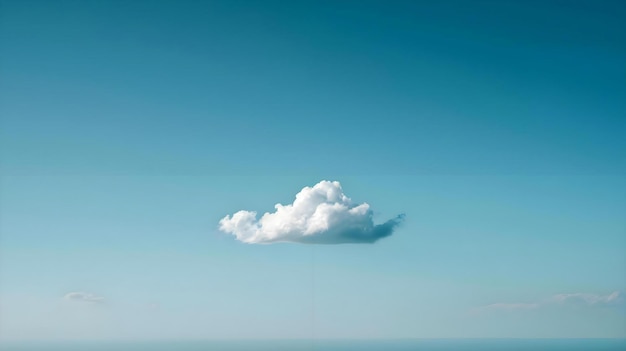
{"left": 1, "top": 339, "right": 625, "bottom": 351}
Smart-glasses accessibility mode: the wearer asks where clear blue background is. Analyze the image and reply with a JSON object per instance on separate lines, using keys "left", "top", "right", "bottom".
{"left": 1, "top": 0, "right": 624, "bottom": 340}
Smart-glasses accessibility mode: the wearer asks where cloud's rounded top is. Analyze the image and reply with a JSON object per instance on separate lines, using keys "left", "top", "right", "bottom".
{"left": 219, "top": 180, "right": 403, "bottom": 244}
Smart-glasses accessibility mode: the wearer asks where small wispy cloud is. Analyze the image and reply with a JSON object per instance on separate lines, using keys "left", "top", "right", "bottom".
{"left": 63, "top": 292, "right": 105, "bottom": 304}
{"left": 476, "top": 291, "right": 623, "bottom": 312}
{"left": 219, "top": 180, "right": 404, "bottom": 244}
{"left": 551, "top": 291, "right": 623, "bottom": 305}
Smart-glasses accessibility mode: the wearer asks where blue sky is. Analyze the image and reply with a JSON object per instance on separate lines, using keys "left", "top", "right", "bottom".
{"left": 0, "top": 0, "right": 625, "bottom": 340}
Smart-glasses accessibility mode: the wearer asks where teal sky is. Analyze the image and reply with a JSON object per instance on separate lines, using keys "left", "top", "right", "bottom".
{"left": 1, "top": 0, "right": 625, "bottom": 340}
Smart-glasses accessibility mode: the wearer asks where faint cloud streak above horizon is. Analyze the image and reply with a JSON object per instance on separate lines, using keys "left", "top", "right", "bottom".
{"left": 63, "top": 292, "right": 105, "bottom": 304}
{"left": 476, "top": 291, "right": 623, "bottom": 312}
{"left": 219, "top": 180, "right": 404, "bottom": 244}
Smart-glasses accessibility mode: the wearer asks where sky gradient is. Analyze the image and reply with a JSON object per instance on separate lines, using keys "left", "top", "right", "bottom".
{"left": 1, "top": 0, "right": 625, "bottom": 340}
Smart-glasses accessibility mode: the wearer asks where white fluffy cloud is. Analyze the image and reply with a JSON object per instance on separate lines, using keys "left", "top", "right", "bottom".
{"left": 64, "top": 292, "right": 105, "bottom": 304}
{"left": 219, "top": 180, "right": 404, "bottom": 244}
{"left": 478, "top": 291, "right": 623, "bottom": 312}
